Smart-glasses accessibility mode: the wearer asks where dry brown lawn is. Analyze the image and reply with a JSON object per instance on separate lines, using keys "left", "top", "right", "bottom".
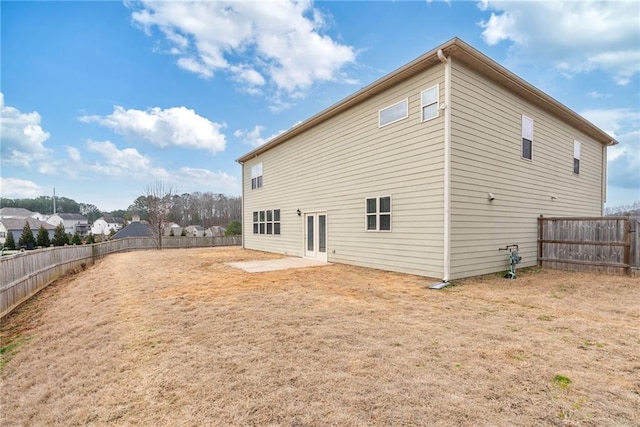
{"left": 1, "top": 247, "right": 638, "bottom": 426}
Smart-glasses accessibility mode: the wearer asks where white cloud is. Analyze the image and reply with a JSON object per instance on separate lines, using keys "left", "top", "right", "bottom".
{"left": 234, "top": 125, "right": 283, "bottom": 147}
{"left": 478, "top": 1, "right": 640, "bottom": 85}
{"left": 178, "top": 167, "right": 239, "bottom": 190}
{"left": 86, "top": 139, "right": 171, "bottom": 179}
{"left": 0, "top": 92, "right": 51, "bottom": 166}
{"left": 79, "top": 105, "right": 226, "bottom": 154}
{"left": 581, "top": 108, "right": 640, "bottom": 192}
{"left": 128, "top": 0, "right": 355, "bottom": 99}
{"left": 83, "top": 140, "right": 239, "bottom": 193}
{"left": 0, "top": 177, "right": 43, "bottom": 198}
{"left": 66, "top": 146, "right": 81, "bottom": 162}
{"left": 580, "top": 108, "right": 640, "bottom": 139}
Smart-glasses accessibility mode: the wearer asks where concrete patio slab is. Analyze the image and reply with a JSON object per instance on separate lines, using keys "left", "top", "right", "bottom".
{"left": 226, "top": 257, "right": 329, "bottom": 273}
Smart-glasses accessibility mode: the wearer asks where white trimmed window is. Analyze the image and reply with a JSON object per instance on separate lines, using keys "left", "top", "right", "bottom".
{"left": 421, "top": 85, "right": 439, "bottom": 121}
{"left": 379, "top": 99, "right": 408, "bottom": 127}
{"left": 573, "top": 140, "right": 581, "bottom": 174}
{"left": 253, "top": 209, "right": 280, "bottom": 235}
{"left": 522, "top": 115, "right": 533, "bottom": 160}
{"left": 251, "top": 163, "right": 263, "bottom": 189}
{"left": 366, "top": 196, "right": 391, "bottom": 231}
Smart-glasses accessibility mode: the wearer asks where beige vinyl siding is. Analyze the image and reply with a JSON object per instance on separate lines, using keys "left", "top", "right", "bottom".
{"left": 449, "top": 61, "right": 605, "bottom": 279}
{"left": 243, "top": 65, "right": 445, "bottom": 278}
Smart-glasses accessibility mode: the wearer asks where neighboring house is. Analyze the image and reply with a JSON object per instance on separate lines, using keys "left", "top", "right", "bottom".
{"left": 163, "top": 223, "right": 183, "bottom": 236}
{"left": 112, "top": 221, "right": 154, "bottom": 239}
{"left": 0, "top": 218, "right": 55, "bottom": 247}
{"left": 30, "top": 212, "right": 49, "bottom": 222}
{"left": 47, "top": 213, "right": 90, "bottom": 236}
{"left": 184, "top": 225, "right": 205, "bottom": 237}
{"left": 91, "top": 216, "right": 124, "bottom": 235}
{"left": 207, "top": 226, "right": 226, "bottom": 237}
{"left": 236, "top": 38, "right": 616, "bottom": 281}
{"left": 0, "top": 207, "right": 35, "bottom": 219}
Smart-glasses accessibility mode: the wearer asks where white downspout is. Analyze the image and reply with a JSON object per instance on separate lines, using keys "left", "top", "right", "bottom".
{"left": 602, "top": 144, "right": 610, "bottom": 215}
{"left": 438, "top": 49, "right": 451, "bottom": 282}
{"left": 240, "top": 162, "right": 246, "bottom": 249}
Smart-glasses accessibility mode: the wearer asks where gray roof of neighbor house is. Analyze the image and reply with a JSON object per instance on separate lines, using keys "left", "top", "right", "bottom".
{"left": 1, "top": 218, "right": 55, "bottom": 231}
{"left": 237, "top": 37, "right": 617, "bottom": 164}
{"left": 0, "top": 207, "right": 35, "bottom": 219}
{"left": 112, "top": 222, "right": 154, "bottom": 239}
{"left": 185, "top": 225, "right": 205, "bottom": 231}
{"left": 99, "top": 216, "right": 124, "bottom": 224}
{"left": 52, "top": 213, "right": 87, "bottom": 221}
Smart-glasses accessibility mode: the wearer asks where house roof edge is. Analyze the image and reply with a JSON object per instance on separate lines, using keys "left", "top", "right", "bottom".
{"left": 236, "top": 37, "right": 616, "bottom": 163}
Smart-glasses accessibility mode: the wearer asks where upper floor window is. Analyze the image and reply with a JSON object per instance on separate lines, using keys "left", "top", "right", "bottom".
{"left": 421, "top": 85, "right": 439, "bottom": 121}
{"left": 251, "top": 163, "right": 263, "bottom": 189}
{"left": 366, "top": 196, "right": 391, "bottom": 231}
{"left": 573, "top": 140, "right": 581, "bottom": 174}
{"left": 522, "top": 115, "right": 533, "bottom": 160}
{"left": 379, "top": 99, "right": 408, "bottom": 128}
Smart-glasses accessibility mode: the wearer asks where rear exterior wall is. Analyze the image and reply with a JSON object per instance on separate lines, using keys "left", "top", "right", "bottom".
{"left": 242, "top": 65, "right": 446, "bottom": 278}
{"left": 448, "top": 59, "right": 605, "bottom": 279}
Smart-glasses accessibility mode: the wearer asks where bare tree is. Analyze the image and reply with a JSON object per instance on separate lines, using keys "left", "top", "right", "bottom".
{"left": 143, "top": 181, "right": 176, "bottom": 249}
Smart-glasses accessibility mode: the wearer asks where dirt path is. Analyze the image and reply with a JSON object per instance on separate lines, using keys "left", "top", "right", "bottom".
{"left": 1, "top": 247, "right": 639, "bottom": 426}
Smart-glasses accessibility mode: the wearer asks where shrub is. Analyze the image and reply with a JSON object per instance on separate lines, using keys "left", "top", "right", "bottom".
{"left": 225, "top": 221, "right": 242, "bottom": 236}
{"left": 52, "top": 223, "right": 69, "bottom": 246}
{"left": 4, "top": 231, "right": 16, "bottom": 250}
{"left": 18, "top": 221, "right": 36, "bottom": 250}
{"left": 36, "top": 225, "right": 51, "bottom": 248}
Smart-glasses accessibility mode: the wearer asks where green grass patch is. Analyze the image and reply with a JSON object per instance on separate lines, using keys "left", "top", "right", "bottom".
{"left": 553, "top": 374, "right": 572, "bottom": 389}
{"left": 0, "top": 337, "right": 27, "bottom": 372}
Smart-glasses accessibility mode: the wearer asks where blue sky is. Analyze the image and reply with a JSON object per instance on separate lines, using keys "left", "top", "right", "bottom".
{"left": 1, "top": 0, "right": 638, "bottom": 212}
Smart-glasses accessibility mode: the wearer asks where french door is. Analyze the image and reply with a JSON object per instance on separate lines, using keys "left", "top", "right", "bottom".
{"left": 304, "top": 212, "right": 327, "bottom": 262}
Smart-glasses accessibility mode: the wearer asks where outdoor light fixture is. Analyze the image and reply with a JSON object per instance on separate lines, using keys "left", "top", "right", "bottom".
{"left": 297, "top": 209, "right": 301, "bottom": 216}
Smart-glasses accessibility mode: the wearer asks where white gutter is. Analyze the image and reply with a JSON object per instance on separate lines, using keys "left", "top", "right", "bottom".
{"left": 438, "top": 49, "right": 451, "bottom": 282}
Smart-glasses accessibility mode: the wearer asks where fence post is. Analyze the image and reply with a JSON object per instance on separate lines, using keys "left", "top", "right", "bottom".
{"left": 537, "top": 216, "right": 544, "bottom": 267}
{"left": 623, "top": 218, "right": 631, "bottom": 275}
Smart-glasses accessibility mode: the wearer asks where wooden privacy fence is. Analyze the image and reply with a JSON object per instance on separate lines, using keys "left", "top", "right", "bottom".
{"left": 0, "top": 236, "right": 241, "bottom": 318}
{"left": 538, "top": 216, "right": 639, "bottom": 276}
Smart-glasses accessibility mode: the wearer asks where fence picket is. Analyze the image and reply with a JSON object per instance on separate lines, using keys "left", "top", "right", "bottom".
{"left": 538, "top": 216, "right": 639, "bottom": 276}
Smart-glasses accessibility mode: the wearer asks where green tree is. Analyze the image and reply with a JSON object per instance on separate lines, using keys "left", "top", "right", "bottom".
{"left": 18, "top": 221, "right": 36, "bottom": 249}
{"left": 85, "top": 233, "right": 95, "bottom": 244}
{"left": 71, "top": 232, "right": 82, "bottom": 245}
{"left": 169, "top": 229, "right": 175, "bottom": 237}
{"left": 36, "top": 225, "right": 51, "bottom": 247}
{"left": 108, "top": 228, "right": 116, "bottom": 238}
{"left": 52, "top": 223, "right": 69, "bottom": 246}
{"left": 225, "top": 221, "right": 242, "bottom": 236}
{"left": 4, "top": 231, "right": 16, "bottom": 250}
{"left": 180, "top": 227, "right": 187, "bottom": 237}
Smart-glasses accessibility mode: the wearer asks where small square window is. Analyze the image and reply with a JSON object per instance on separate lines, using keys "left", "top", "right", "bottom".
{"left": 421, "top": 85, "right": 439, "bottom": 122}
{"left": 521, "top": 115, "right": 533, "bottom": 160}
{"left": 573, "top": 141, "right": 581, "bottom": 175}
{"left": 251, "top": 163, "right": 263, "bottom": 189}
{"left": 365, "top": 196, "right": 392, "bottom": 232}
